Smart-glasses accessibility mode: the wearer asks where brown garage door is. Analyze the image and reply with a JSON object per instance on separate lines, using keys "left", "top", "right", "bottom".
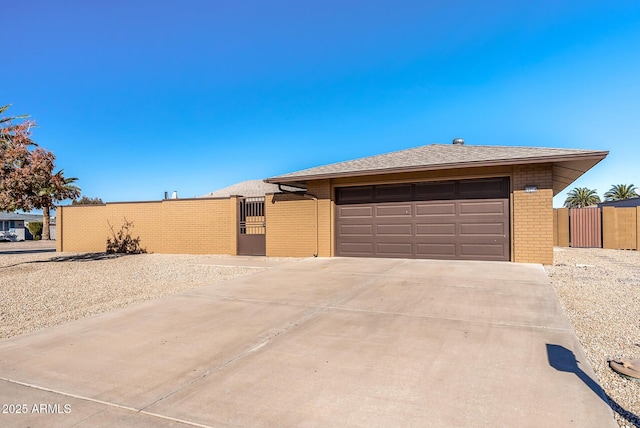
{"left": 335, "top": 178, "right": 510, "bottom": 261}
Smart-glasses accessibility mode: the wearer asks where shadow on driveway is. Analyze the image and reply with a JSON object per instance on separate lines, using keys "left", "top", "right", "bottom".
{"left": 0, "top": 251, "right": 124, "bottom": 270}
{"left": 547, "top": 344, "right": 640, "bottom": 427}
{"left": 0, "top": 248, "right": 56, "bottom": 255}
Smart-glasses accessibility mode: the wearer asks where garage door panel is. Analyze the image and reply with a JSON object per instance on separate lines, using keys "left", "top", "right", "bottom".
{"left": 415, "top": 203, "right": 456, "bottom": 216}
{"left": 376, "top": 243, "right": 413, "bottom": 257}
{"left": 337, "top": 186, "right": 373, "bottom": 203}
{"left": 416, "top": 223, "right": 456, "bottom": 236}
{"left": 339, "top": 242, "right": 375, "bottom": 256}
{"left": 376, "top": 224, "right": 413, "bottom": 236}
{"left": 336, "top": 178, "right": 510, "bottom": 261}
{"left": 338, "top": 206, "right": 373, "bottom": 218}
{"left": 416, "top": 243, "right": 457, "bottom": 257}
{"left": 375, "top": 205, "right": 412, "bottom": 217}
{"left": 415, "top": 181, "right": 456, "bottom": 200}
{"left": 459, "top": 201, "right": 507, "bottom": 215}
{"left": 459, "top": 222, "right": 506, "bottom": 236}
{"left": 339, "top": 224, "right": 373, "bottom": 236}
{"left": 458, "top": 178, "right": 509, "bottom": 199}
{"left": 375, "top": 184, "right": 413, "bottom": 201}
{"left": 460, "top": 243, "right": 507, "bottom": 258}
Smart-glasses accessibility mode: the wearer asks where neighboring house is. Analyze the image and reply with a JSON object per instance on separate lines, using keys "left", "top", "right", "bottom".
{"left": 57, "top": 141, "right": 607, "bottom": 265}
{"left": 0, "top": 213, "right": 42, "bottom": 241}
{"left": 598, "top": 198, "right": 640, "bottom": 208}
{"left": 47, "top": 217, "right": 57, "bottom": 240}
{"left": 199, "top": 180, "right": 304, "bottom": 198}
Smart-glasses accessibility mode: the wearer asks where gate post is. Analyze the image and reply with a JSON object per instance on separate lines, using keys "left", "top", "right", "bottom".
{"left": 555, "top": 208, "right": 569, "bottom": 247}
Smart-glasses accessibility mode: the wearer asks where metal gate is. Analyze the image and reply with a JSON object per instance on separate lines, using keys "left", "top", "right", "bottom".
{"left": 569, "top": 207, "right": 602, "bottom": 248}
{"left": 238, "top": 197, "right": 266, "bottom": 256}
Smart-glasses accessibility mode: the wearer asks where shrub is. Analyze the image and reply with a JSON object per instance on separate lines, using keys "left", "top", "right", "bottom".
{"left": 27, "top": 221, "right": 43, "bottom": 240}
{"left": 106, "top": 219, "right": 147, "bottom": 254}
{"left": 72, "top": 196, "right": 104, "bottom": 205}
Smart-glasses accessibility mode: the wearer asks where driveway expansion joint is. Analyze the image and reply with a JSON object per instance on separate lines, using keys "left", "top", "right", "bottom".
{"left": 0, "top": 377, "right": 215, "bottom": 428}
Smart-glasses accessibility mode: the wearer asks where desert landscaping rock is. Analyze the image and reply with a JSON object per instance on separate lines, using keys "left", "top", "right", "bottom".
{"left": 0, "top": 242, "right": 294, "bottom": 340}
{"left": 546, "top": 247, "right": 640, "bottom": 428}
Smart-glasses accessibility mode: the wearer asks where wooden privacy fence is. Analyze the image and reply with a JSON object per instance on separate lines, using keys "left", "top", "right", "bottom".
{"left": 553, "top": 206, "right": 640, "bottom": 250}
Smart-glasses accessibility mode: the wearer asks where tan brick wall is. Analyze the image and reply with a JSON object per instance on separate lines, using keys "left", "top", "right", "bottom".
{"left": 160, "top": 198, "right": 237, "bottom": 254}
{"left": 602, "top": 206, "right": 637, "bottom": 250}
{"left": 106, "top": 202, "right": 164, "bottom": 252}
{"left": 306, "top": 180, "right": 333, "bottom": 257}
{"left": 511, "top": 164, "right": 554, "bottom": 264}
{"left": 58, "top": 198, "right": 237, "bottom": 254}
{"left": 58, "top": 204, "right": 116, "bottom": 252}
{"left": 265, "top": 193, "right": 317, "bottom": 257}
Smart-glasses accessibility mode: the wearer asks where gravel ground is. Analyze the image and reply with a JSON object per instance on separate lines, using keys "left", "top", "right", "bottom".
{"left": 0, "top": 241, "right": 292, "bottom": 340}
{"left": 546, "top": 247, "right": 640, "bottom": 428}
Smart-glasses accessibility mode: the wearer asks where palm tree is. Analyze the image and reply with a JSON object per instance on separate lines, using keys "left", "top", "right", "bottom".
{"left": 603, "top": 184, "right": 639, "bottom": 202}
{"left": 563, "top": 187, "right": 601, "bottom": 208}
{"left": 37, "top": 172, "right": 80, "bottom": 240}
{"left": 0, "top": 104, "right": 26, "bottom": 132}
{"left": 0, "top": 104, "right": 31, "bottom": 146}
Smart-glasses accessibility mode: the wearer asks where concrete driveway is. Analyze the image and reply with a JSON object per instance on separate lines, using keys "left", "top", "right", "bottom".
{"left": 0, "top": 257, "right": 615, "bottom": 427}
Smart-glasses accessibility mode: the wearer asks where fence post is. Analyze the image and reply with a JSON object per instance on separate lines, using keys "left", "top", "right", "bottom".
{"left": 557, "top": 208, "right": 569, "bottom": 247}
{"left": 637, "top": 207, "right": 640, "bottom": 251}
{"left": 56, "top": 206, "right": 63, "bottom": 252}
{"left": 602, "top": 207, "right": 615, "bottom": 249}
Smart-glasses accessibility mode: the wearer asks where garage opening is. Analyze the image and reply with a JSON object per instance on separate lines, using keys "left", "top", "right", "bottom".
{"left": 335, "top": 177, "right": 510, "bottom": 261}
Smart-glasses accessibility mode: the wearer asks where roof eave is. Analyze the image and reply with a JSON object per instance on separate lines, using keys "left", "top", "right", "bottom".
{"left": 265, "top": 152, "right": 609, "bottom": 185}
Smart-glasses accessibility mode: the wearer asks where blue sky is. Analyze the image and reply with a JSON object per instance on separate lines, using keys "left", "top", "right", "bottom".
{"left": 3, "top": 1, "right": 639, "bottom": 208}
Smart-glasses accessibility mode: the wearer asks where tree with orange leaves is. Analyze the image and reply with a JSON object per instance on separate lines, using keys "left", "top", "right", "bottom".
{"left": 0, "top": 104, "right": 80, "bottom": 239}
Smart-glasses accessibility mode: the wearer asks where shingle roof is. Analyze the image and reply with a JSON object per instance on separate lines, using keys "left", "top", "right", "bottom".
{"left": 199, "top": 180, "right": 305, "bottom": 198}
{"left": 265, "top": 143, "right": 608, "bottom": 195}
{"left": 0, "top": 212, "right": 44, "bottom": 222}
{"left": 266, "top": 144, "right": 607, "bottom": 181}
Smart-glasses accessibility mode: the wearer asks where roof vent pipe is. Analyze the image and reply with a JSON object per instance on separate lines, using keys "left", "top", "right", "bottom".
{"left": 171, "top": 191, "right": 178, "bottom": 199}
{"left": 452, "top": 138, "right": 464, "bottom": 145}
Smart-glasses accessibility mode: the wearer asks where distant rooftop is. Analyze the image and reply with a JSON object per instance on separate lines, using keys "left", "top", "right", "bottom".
{"left": 0, "top": 212, "right": 46, "bottom": 222}
{"left": 200, "top": 180, "right": 305, "bottom": 198}
{"left": 598, "top": 198, "right": 640, "bottom": 208}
